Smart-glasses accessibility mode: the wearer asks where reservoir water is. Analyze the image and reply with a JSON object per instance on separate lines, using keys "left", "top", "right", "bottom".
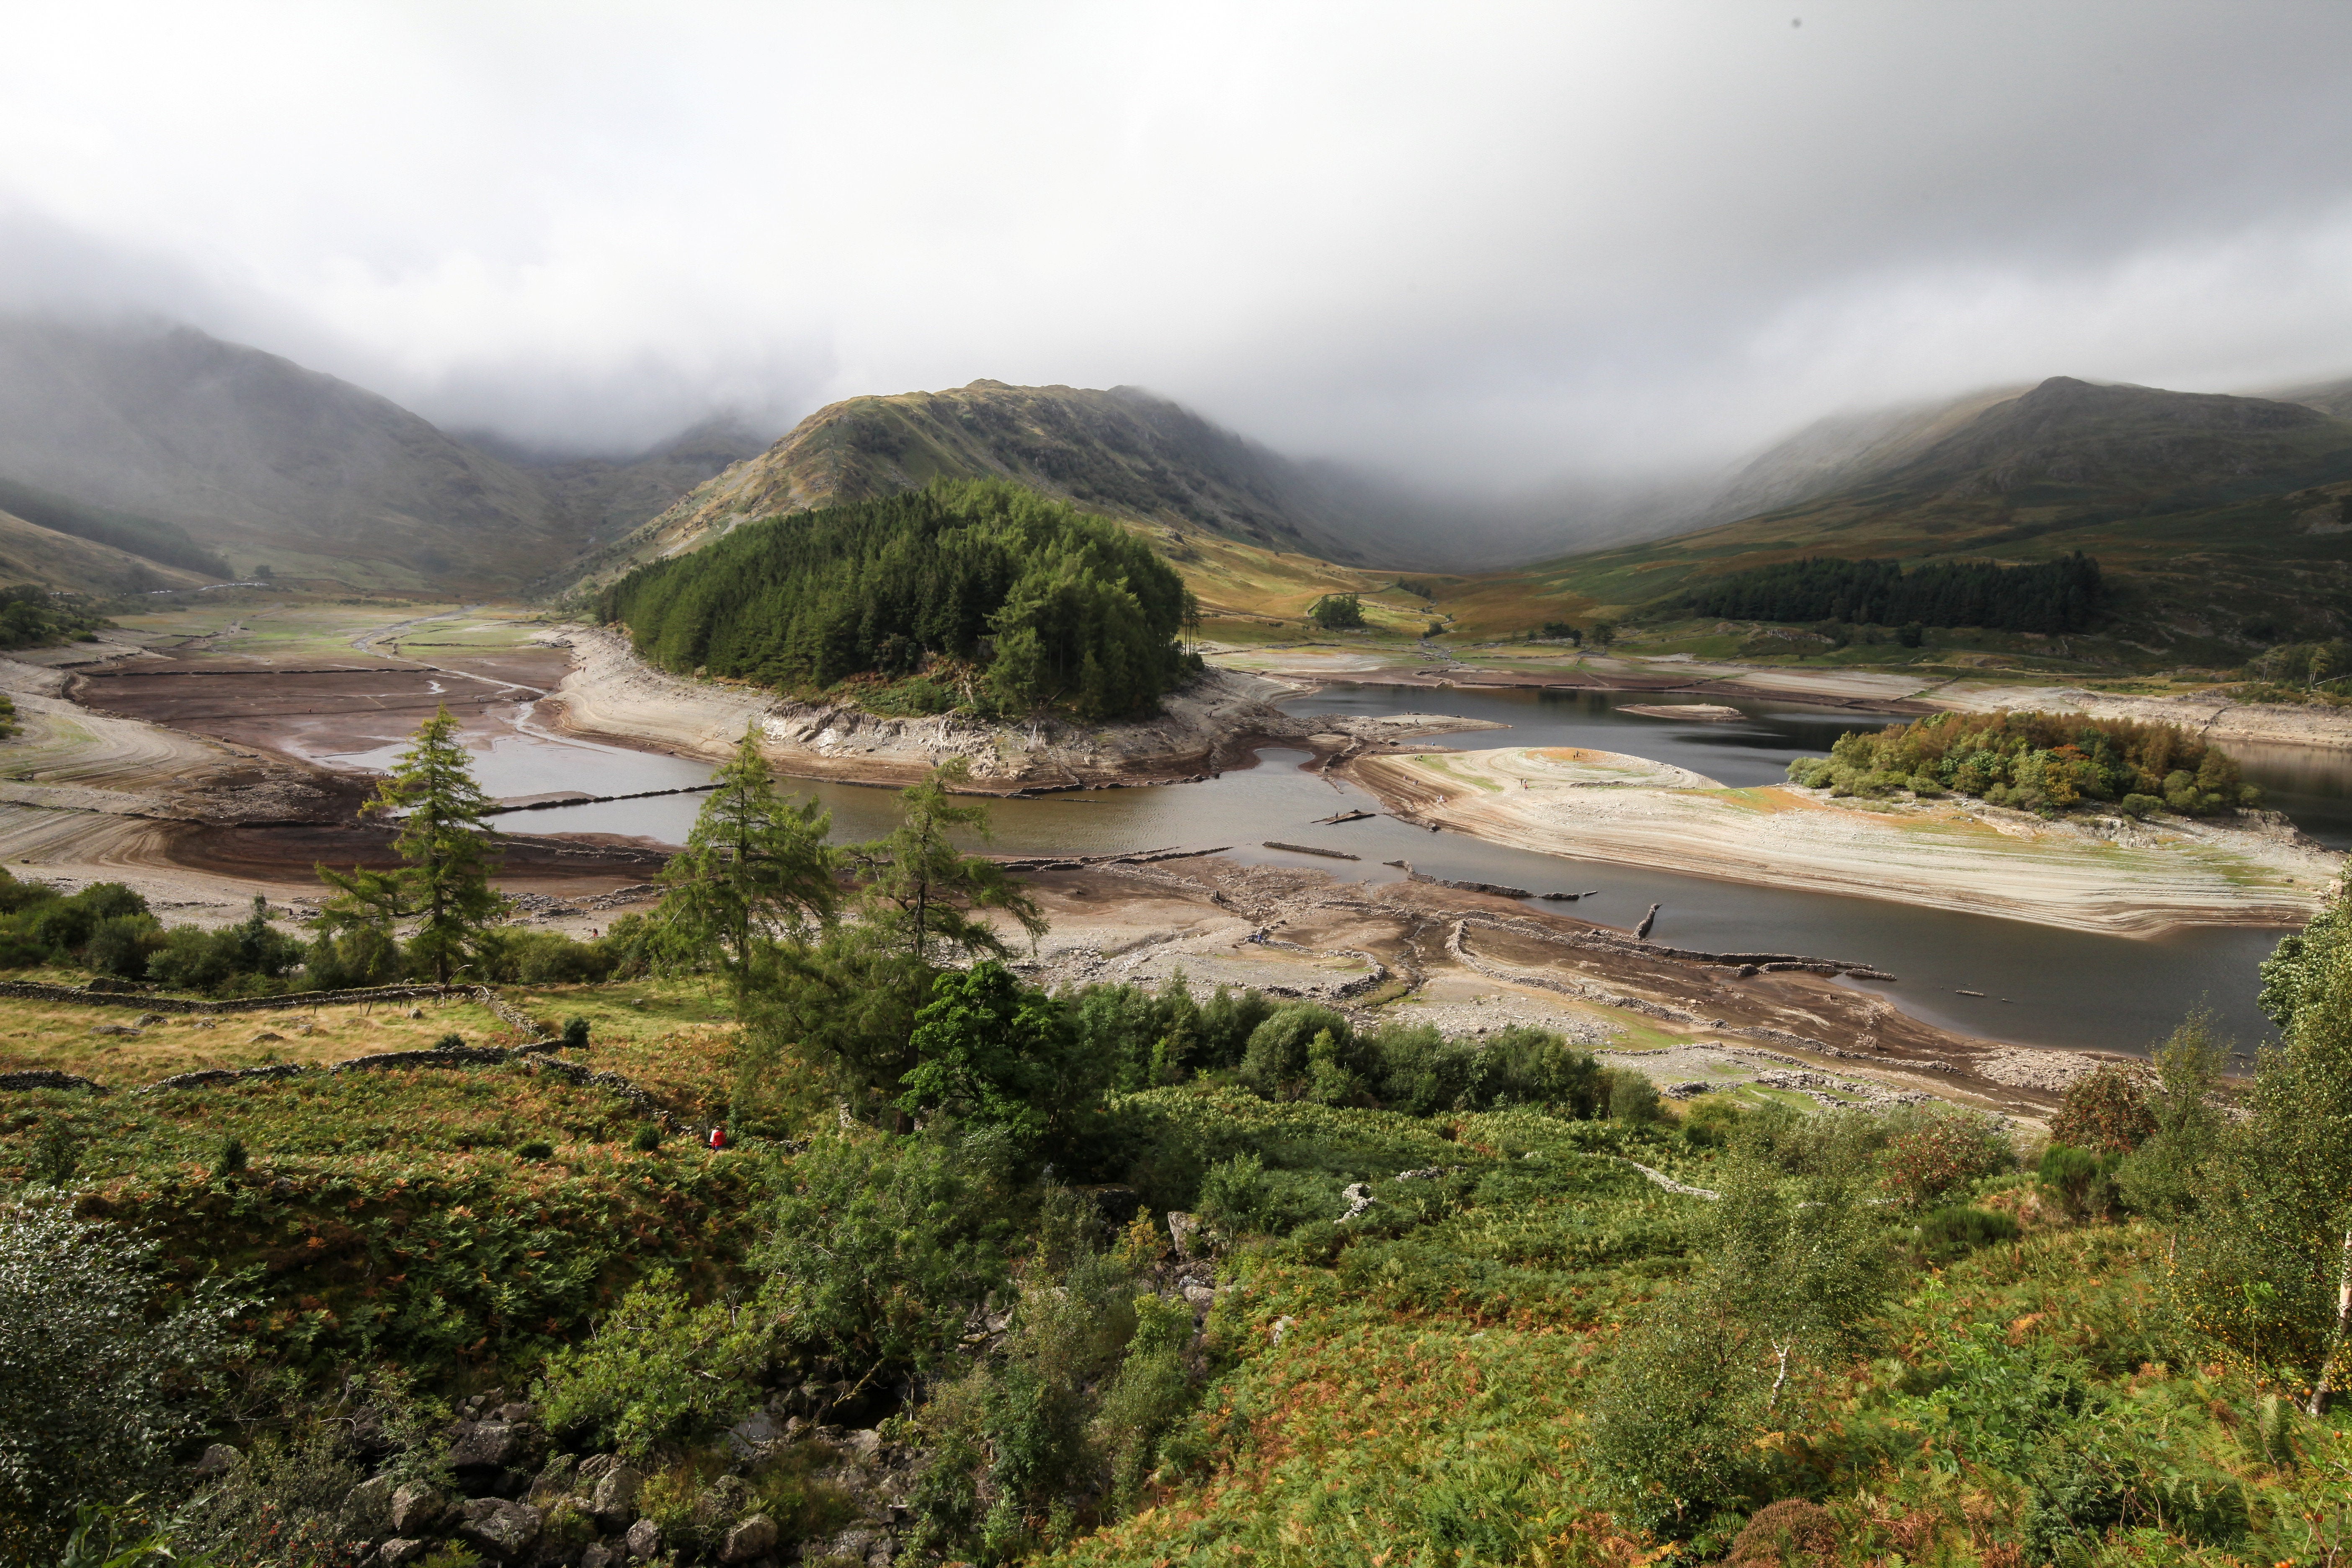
{"left": 367, "top": 682, "right": 2329, "bottom": 1058}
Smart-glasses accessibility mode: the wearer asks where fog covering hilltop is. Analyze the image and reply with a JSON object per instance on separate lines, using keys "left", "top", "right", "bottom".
{"left": 0, "top": 316, "right": 766, "bottom": 592}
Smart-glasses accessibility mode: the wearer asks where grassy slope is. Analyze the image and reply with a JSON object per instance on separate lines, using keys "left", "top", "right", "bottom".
{"left": 8, "top": 976, "right": 2350, "bottom": 1562}
{"left": 1445, "top": 381, "right": 2352, "bottom": 663}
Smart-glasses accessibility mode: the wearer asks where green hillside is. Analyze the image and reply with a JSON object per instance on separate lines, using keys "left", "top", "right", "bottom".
{"left": 1450, "top": 377, "right": 2352, "bottom": 660}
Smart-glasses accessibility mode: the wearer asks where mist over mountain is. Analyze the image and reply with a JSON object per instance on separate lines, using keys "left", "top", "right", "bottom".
{"left": 0, "top": 316, "right": 770, "bottom": 591}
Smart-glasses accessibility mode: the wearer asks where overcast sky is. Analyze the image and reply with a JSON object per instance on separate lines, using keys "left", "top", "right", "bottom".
{"left": 5, "top": 1, "right": 2352, "bottom": 485}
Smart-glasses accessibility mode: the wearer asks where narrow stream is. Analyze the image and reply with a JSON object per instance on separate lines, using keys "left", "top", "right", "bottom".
{"left": 328, "top": 682, "right": 2332, "bottom": 1057}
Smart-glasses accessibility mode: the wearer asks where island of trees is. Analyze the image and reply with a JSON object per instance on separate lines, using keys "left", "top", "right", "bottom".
{"left": 1685, "top": 552, "right": 2102, "bottom": 633}
{"left": 597, "top": 480, "right": 1202, "bottom": 722}
{"left": 1789, "top": 709, "right": 2257, "bottom": 815}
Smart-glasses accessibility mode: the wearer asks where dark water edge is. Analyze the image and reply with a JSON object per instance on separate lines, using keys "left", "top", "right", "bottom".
{"left": 471, "top": 681, "right": 2318, "bottom": 1057}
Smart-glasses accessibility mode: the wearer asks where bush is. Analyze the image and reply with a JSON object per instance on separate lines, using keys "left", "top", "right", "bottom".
{"left": 562, "top": 1015, "right": 591, "bottom": 1049}
{"left": 1237, "top": 1005, "right": 1353, "bottom": 1098}
{"left": 630, "top": 1123, "right": 664, "bottom": 1152}
{"left": 144, "top": 897, "right": 305, "bottom": 995}
{"left": 1911, "top": 1204, "right": 2021, "bottom": 1262}
{"left": 2048, "top": 1064, "right": 2156, "bottom": 1154}
{"left": 0, "top": 1200, "right": 245, "bottom": 1546}
{"left": 536, "top": 1269, "right": 777, "bottom": 1462}
{"left": 1603, "top": 1068, "right": 1664, "bottom": 1124}
{"left": 516, "top": 1140, "right": 554, "bottom": 1161}
{"left": 2037, "top": 1142, "right": 2119, "bottom": 1220}
{"left": 2120, "top": 792, "right": 2164, "bottom": 819}
{"left": 1586, "top": 1309, "right": 1766, "bottom": 1534}
{"left": 755, "top": 1133, "right": 1012, "bottom": 1377}
{"left": 1877, "top": 1106, "right": 2013, "bottom": 1210}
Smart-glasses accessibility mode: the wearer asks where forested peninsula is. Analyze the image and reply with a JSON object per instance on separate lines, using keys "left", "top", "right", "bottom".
{"left": 597, "top": 480, "right": 1202, "bottom": 721}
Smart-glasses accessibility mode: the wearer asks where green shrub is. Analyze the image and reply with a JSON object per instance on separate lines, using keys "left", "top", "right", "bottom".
{"left": 1238, "top": 1004, "right": 1354, "bottom": 1098}
{"left": 0, "top": 1201, "right": 245, "bottom": 1545}
{"left": 1911, "top": 1204, "right": 2020, "bottom": 1261}
{"left": 756, "top": 1132, "right": 1012, "bottom": 1377}
{"left": 1604, "top": 1068, "right": 1664, "bottom": 1124}
{"left": 535, "top": 1269, "right": 777, "bottom": 1462}
{"left": 630, "top": 1123, "right": 664, "bottom": 1152}
{"left": 562, "top": 1015, "right": 591, "bottom": 1049}
{"left": 1876, "top": 1106, "right": 2014, "bottom": 1210}
{"left": 515, "top": 1140, "right": 554, "bottom": 1161}
{"left": 2037, "top": 1142, "right": 2118, "bottom": 1220}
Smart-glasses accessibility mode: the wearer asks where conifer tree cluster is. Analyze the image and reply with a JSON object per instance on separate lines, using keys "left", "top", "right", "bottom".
{"left": 1683, "top": 552, "right": 2102, "bottom": 633}
{"left": 598, "top": 479, "right": 1201, "bottom": 721}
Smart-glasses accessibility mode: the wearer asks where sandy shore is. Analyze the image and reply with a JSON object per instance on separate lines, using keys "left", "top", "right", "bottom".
{"left": 541, "top": 624, "right": 1501, "bottom": 790}
{"left": 1347, "top": 745, "right": 2339, "bottom": 937}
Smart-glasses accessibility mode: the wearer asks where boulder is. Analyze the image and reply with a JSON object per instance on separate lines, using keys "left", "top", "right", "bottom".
{"left": 374, "top": 1542, "right": 428, "bottom": 1567}
{"left": 720, "top": 1514, "right": 779, "bottom": 1563}
{"left": 1166, "top": 1210, "right": 1202, "bottom": 1259}
{"left": 492, "top": 1401, "right": 541, "bottom": 1424}
{"left": 579, "top": 1547, "right": 618, "bottom": 1568}
{"left": 590, "top": 1463, "right": 643, "bottom": 1525}
{"left": 625, "top": 1518, "right": 662, "bottom": 1560}
{"left": 1180, "top": 1281, "right": 1217, "bottom": 1311}
{"left": 388, "top": 1483, "right": 446, "bottom": 1535}
{"left": 447, "top": 1420, "right": 527, "bottom": 1469}
{"left": 339, "top": 1473, "right": 397, "bottom": 1538}
{"left": 725, "top": 1410, "right": 784, "bottom": 1460}
{"left": 454, "top": 1497, "right": 542, "bottom": 1559}
{"left": 577, "top": 1453, "right": 620, "bottom": 1483}
{"left": 189, "top": 1442, "right": 241, "bottom": 1478}
{"left": 843, "top": 1427, "right": 884, "bottom": 1462}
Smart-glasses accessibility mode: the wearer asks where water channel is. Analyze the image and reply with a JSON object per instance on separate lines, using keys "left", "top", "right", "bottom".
{"left": 329, "top": 682, "right": 2331, "bottom": 1057}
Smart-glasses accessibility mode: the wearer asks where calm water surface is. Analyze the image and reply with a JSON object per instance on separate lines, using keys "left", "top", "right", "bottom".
{"left": 401, "top": 683, "right": 2335, "bottom": 1057}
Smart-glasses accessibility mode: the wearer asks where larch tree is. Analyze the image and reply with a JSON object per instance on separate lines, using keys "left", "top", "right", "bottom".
{"left": 657, "top": 723, "right": 838, "bottom": 1007}
{"left": 841, "top": 759, "right": 1044, "bottom": 968}
{"left": 315, "top": 705, "right": 507, "bottom": 985}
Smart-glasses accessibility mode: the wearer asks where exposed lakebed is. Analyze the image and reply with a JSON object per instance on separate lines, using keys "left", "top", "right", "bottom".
{"left": 308, "top": 679, "right": 2321, "bottom": 1057}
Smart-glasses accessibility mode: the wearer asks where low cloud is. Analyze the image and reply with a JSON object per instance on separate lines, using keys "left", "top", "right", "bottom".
{"left": 3, "top": 2, "right": 2349, "bottom": 478}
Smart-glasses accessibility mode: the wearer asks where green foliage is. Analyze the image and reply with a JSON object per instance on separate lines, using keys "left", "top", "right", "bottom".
{"left": 0, "top": 584, "right": 111, "bottom": 650}
{"left": 2037, "top": 1142, "right": 2121, "bottom": 1220}
{"left": 652, "top": 724, "right": 836, "bottom": 1006}
{"left": 841, "top": 761, "right": 1045, "bottom": 970}
{"left": 315, "top": 707, "right": 509, "bottom": 984}
{"left": 535, "top": 1268, "right": 778, "bottom": 1462}
{"left": 900, "top": 961, "right": 1090, "bottom": 1153}
{"left": 1910, "top": 1204, "right": 2021, "bottom": 1262}
{"left": 1788, "top": 708, "right": 2256, "bottom": 814}
{"left": 0, "top": 1200, "right": 245, "bottom": 1544}
{"left": 1875, "top": 1105, "right": 2014, "bottom": 1210}
{"left": 600, "top": 479, "right": 1200, "bottom": 720}
{"left": 0, "top": 875, "right": 176, "bottom": 980}
{"left": 144, "top": 897, "right": 306, "bottom": 995}
{"left": 754, "top": 1132, "right": 1013, "bottom": 1378}
{"left": 2172, "top": 921, "right": 2352, "bottom": 1413}
{"left": 2115, "top": 1008, "right": 2231, "bottom": 1219}
{"left": 1307, "top": 593, "right": 1363, "bottom": 630}
{"left": 1684, "top": 551, "right": 2102, "bottom": 632}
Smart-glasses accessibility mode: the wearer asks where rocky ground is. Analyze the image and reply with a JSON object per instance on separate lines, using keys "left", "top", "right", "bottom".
{"left": 997, "top": 855, "right": 2112, "bottom": 1125}
{"left": 541, "top": 626, "right": 1500, "bottom": 791}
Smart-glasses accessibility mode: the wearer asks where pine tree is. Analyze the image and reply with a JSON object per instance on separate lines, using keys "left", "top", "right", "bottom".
{"left": 315, "top": 706, "right": 507, "bottom": 985}
{"left": 656, "top": 723, "right": 837, "bottom": 1006}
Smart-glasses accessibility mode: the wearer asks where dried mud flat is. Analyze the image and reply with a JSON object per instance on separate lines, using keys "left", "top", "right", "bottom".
{"left": 1346, "top": 745, "right": 2340, "bottom": 938}
{"left": 1, "top": 646, "right": 674, "bottom": 929}
{"left": 1001, "top": 854, "right": 2107, "bottom": 1124}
